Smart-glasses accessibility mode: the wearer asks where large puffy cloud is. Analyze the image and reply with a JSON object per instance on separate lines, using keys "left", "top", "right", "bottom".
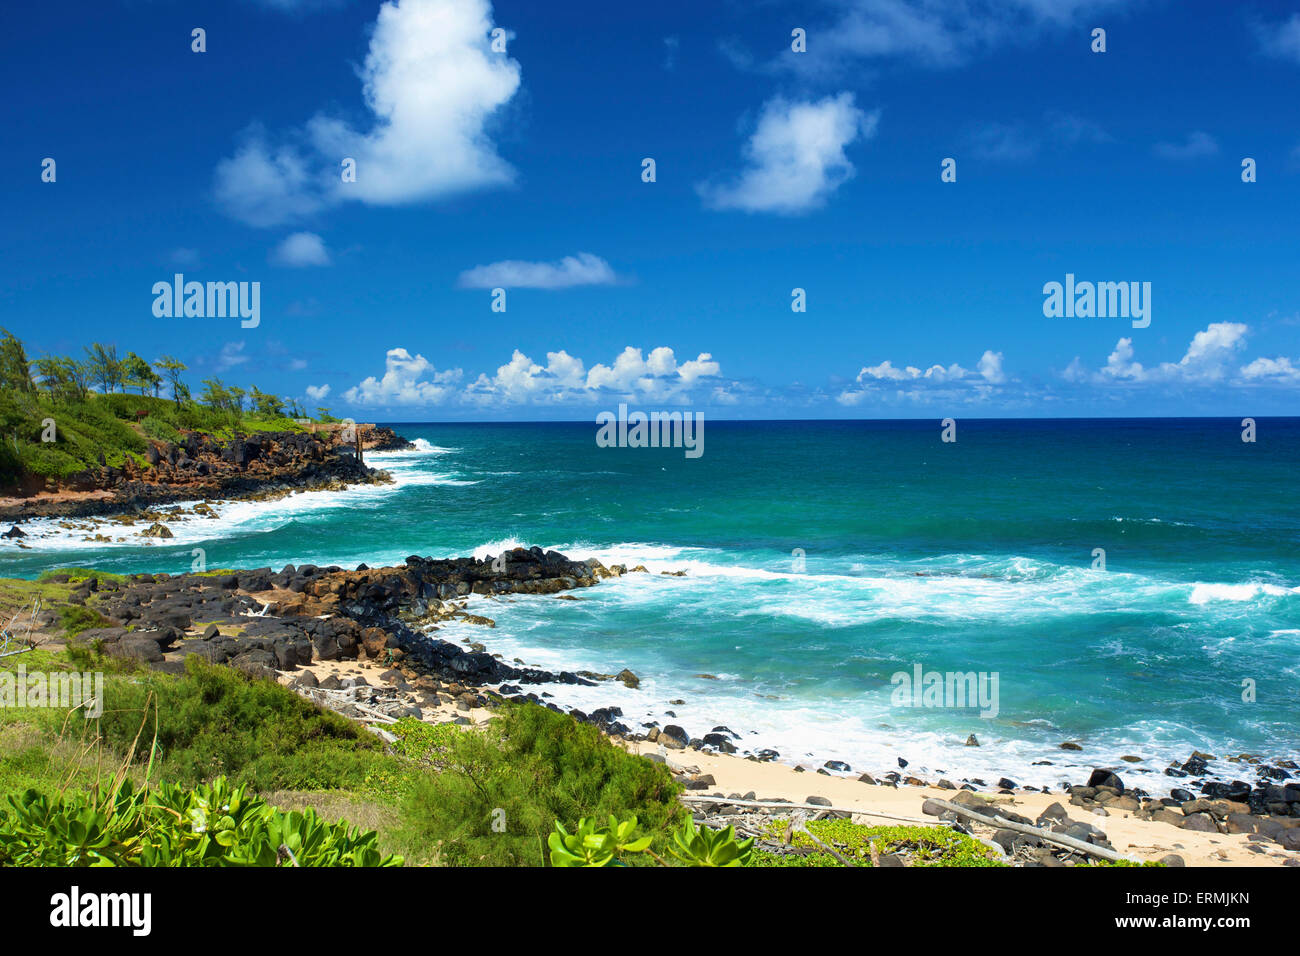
{"left": 457, "top": 253, "right": 619, "bottom": 289}
{"left": 462, "top": 349, "right": 588, "bottom": 405}
{"left": 342, "top": 348, "right": 463, "bottom": 405}
{"left": 215, "top": 0, "right": 520, "bottom": 226}
{"left": 699, "top": 94, "right": 876, "bottom": 214}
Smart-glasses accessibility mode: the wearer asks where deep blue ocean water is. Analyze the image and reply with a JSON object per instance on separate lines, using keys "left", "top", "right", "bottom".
{"left": 4, "top": 418, "right": 1297, "bottom": 790}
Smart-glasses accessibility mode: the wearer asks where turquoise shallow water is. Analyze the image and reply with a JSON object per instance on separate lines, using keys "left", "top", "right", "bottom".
{"left": 4, "top": 418, "right": 1298, "bottom": 790}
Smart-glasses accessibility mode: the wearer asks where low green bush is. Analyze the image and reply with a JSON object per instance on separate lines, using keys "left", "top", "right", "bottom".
{"left": 547, "top": 814, "right": 754, "bottom": 867}
{"left": 750, "top": 818, "right": 1006, "bottom": 867}
{"left": 96, "top": 658, "right": 387, "bottom": 792}
{"left": 399, "top": 701, "right": 683, "bottom": 866}
{"left": 0, "top": 776, "right": 400, "bottom": 867}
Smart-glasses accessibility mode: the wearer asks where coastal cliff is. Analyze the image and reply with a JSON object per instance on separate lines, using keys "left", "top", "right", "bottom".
{"left": 0, "top": 424, "right": 411, "bottom": 523}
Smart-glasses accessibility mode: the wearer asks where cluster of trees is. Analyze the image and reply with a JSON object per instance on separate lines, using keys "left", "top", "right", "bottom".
{"left": 0, "top": 328, "right": 314, "bottom": 419}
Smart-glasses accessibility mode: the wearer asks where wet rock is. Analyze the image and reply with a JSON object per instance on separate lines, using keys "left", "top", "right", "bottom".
{"left": 660, "top": 725, "right": 689, "bottom": 749}
{"left": 1086, "top": 769, "right": 1124, "bottom": 793}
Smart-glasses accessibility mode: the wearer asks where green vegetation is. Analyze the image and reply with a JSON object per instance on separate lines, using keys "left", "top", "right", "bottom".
{"left": 546, "top": 814, "right": 755, "bottom": 867}
{"left": 0, "top": 637, "right": 682, "bottom": 867}
{"left": 395, "top": 701, "right": 683, "bottom": 866}
{"left": 0, "top": 328, "right": 320, "bottom": 490}
{"left": 94, "top": 658, "right": 389, "bottom": 793}
{"left": 749, "top": 817, "right": 1007, "bottom": 867}
{"left": 547, "top": 814, "right": 655, "bottom": 866}
{"left": 0, "top": 776, "right": 399, "bottom": 867}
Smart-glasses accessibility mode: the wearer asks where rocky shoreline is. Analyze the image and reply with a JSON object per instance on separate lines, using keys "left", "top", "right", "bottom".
{"left": 54, "top": 545, "right": 1300, "bottom": 862}
{"left": 0, "top": 425, "right": 411, "bottom": 525}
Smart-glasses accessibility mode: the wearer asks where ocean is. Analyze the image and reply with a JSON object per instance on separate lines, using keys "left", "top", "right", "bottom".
{"left": 4, "top": 418, "right": 1298, "bottom": 792}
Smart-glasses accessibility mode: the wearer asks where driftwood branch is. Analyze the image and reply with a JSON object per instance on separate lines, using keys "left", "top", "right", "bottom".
{"left": 926, "top": 798, "right": 1134, "bottom": 863}
{"left": 790, "top": 811, "right": 859, "bottom": 866}
{"left": 679, "top": 794, "right": 940, "bottom": 827}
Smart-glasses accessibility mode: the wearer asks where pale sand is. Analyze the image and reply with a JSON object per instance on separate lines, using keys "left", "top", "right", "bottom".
{"left": 283, "top": 657, "right": 1290, "bottom": 868}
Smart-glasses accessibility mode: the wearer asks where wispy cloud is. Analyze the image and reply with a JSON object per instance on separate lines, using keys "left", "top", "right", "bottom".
{"left": 969, "top": 122, "right": 1039, "bottom": 162}
{"left": 1153, "top": 130, "right": 1219, "bottom": 160}
{"left": 1256, "top": 12, "right": 1300, "bottom": 64}
{"left": 217, "top": 341, "right": 249, "bottom": 371}
{"left": 663, "top": 36, "right": 680, "bottom": 71}
{"left": 457, "top": 253, "right": 620, "bottom": 289}
{"left": 728, "top": 0, "right": 1135, "bottom": 79}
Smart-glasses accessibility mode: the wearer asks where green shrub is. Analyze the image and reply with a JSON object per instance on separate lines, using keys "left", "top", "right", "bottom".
{"left": 547, "top": 814, "right": 753, "bottom": 867}
{"left": 95, "top": 658, "right": 386, "bottom": 792}
{"left": 58, "top": 604, "right": 114, "bottom": 637}
{"left": 16, "top": 444, "right": 83, "bottom": 479}
{"left": 750, "top": 819, "right": 1006, "bottom": 867}
{"left": 0, "top": 776, "right": 400, "bottom": 867}
{"left": 140, "top": 414, "right": 183, "bottom": 445}
{"left": 399, "top": 701, "right": 682, "bottom": 866}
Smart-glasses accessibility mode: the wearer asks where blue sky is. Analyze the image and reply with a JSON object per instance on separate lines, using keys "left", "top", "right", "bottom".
{"left": 2, "top": 0, "right": 1298, "bottom": 420}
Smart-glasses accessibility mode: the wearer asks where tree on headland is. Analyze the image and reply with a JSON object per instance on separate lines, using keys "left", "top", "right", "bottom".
{"left": 0, "top": 329, "right": 33, "bottom": 394}
{"left": 84, "top": 343, "right": 123, "bottom": 394}
{"left": 122, "top": 352, "right": 161, "bottom": 396}
{"left": 199, "top": 377, "right": 232, "bottom": 412}
{"left": 249, "top": 386, "right": 285, "bottom": 418}
{"left": 32, "top": 356, "right": 78, "bottom": 403}
{"left": 153, "top": 356, "right": 188, "bottom": 405}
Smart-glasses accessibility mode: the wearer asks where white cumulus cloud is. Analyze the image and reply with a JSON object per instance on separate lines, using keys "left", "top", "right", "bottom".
{"left": 342, "top": 348, "right": 463, "bottom": 406}
{"left": 699, "top": 93, "right": 876, "bottom": 214}
{"left": 271, "top": 232, "right": 331, "bottom": 267}
{"left": 215, "top": 0, "right": 520, "bottom": 226}
{"left": 838, "top": 348, "right": 1008, "bottom": 405}
{"left": 1074, "top": 322, "right": 1277, "bottom": 386}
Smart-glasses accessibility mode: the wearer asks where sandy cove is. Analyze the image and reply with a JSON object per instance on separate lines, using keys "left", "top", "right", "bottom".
{"left": 282, "top": 656, "right": 1289, "bottom": 867}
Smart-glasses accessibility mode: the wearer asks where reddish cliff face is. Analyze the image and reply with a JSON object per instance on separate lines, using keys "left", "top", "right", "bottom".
{"left": 0, "top": 425, "right": 410, "bottom": 522}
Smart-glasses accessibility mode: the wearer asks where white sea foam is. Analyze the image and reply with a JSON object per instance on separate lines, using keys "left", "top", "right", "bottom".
{"left": 0, "top": 455, "right": 455, "bottom": 553}
{"left": 1188, "top": 582, "right": 1297, "bottom": 604}
{"left": 430, "top": 598, "right": 1282, "bottom": 795}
